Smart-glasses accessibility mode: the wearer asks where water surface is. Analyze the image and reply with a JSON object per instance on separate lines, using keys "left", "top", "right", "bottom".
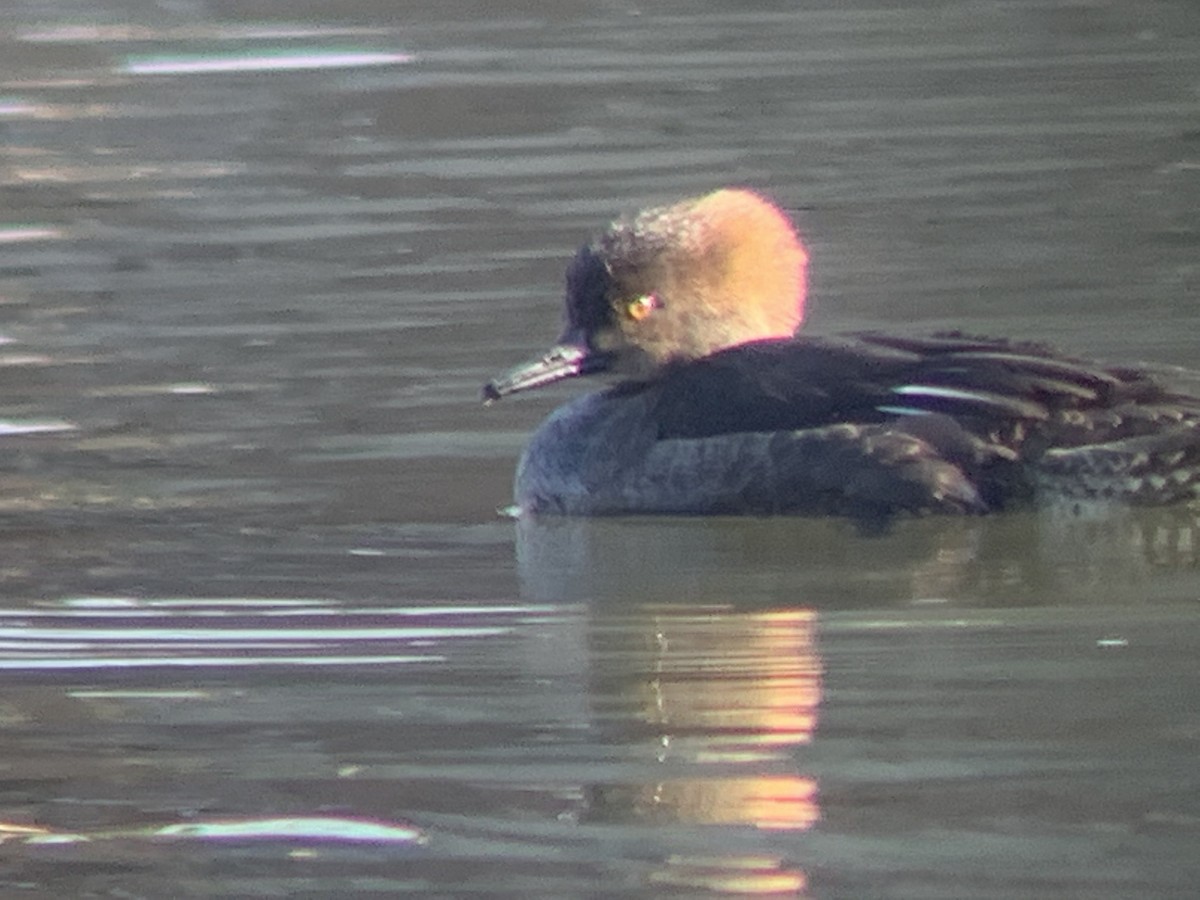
{"left": 1, "top": 1, "right": 1199, "bottom": 896}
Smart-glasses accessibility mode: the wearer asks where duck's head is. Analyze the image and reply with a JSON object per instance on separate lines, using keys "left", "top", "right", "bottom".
{"left": 483, "top": 188, "right": 808, "bottom": 401}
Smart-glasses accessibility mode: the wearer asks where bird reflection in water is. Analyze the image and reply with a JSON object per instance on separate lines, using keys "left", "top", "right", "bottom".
{"left": 587, "top": 606, "right": 821, "bottom": 894}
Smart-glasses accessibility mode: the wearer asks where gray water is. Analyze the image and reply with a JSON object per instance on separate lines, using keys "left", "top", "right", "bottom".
{"left": 1, "top": 1, "right": 1199, "bottom": 897}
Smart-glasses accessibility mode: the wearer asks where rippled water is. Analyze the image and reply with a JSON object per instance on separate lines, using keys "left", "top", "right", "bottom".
{"left": 1, "top": 1, "right": 1199, "bottom": 897}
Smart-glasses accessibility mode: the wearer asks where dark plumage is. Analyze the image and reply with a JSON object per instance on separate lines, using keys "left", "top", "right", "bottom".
{"left": 484, "top": 189, "right": 1200, "bottom": 518}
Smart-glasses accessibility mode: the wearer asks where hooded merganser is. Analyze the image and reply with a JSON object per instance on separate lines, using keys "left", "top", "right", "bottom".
{"left": 484, "top": 188, "right": 1200, "bottom": 518}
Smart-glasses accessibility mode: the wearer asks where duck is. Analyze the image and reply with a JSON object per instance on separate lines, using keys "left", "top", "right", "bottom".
{"left": 483, "top": 188, "right": 1200, "bottom": 519}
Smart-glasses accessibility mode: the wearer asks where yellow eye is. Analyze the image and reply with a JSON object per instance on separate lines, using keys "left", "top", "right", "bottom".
{"left": 624, "top": 293, "right": 660, "bottom": 322}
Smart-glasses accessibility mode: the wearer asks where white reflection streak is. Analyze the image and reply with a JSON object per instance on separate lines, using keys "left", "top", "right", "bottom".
{"left": 56, "top": 597, "right": 331, "bottom": 608}
{"left": 0, "top": 99, "right": 37, "bottom": 116}
{"left": 0, "top": 602, "right": 565, "bottom": 670}
{"left": 154, "top": 816, "right": 424, "bottom": 843}
{"left": 121, "top": 51, "right": 414, "bottom": 75}
{"left": 0, "top": 419, "right": 75, "bottom": 435}
{"left": 0, "top": 619, "right": 509, "bottom": 669}
{"left": 0, "top": 655, "right": 441, "bottom": 670}
{"left": 15, "top": 814, "right": 426, "bottom": 846}
{"left": 0, "top": 626, "right": 507, "bottom": 641}
{"left": 19, "top": 25, "right": 390, "bottom": 43}
{"left": 25, "top": 600, "right": 557, "bottom": 616}
{"left": 0, "top": 226, "right": 63, "bottom": 243}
